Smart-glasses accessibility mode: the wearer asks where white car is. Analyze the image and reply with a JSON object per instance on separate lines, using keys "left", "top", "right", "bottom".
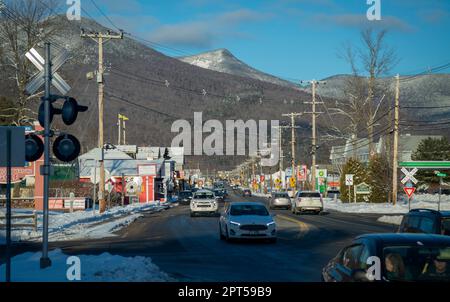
{"left": 219, "top": 202, "right": 277, "bottom": 243}
{"left": 292, "top": 191, "right": 323, "bottom": 215}
{"left": 190, "top": 189, "right": 219, "bottom": 216}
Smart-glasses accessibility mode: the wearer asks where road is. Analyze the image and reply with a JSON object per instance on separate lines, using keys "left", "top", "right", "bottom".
{"left": 22, "top": 188, "right": 394, "bottom": 282}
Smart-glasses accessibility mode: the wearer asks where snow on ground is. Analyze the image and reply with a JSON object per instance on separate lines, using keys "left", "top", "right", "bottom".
{"left": 0, "top": 249, "right": 174, "bottom": 282}
{"left": 324, "top": 194, "right": 450, "bottom": 214}
{"left": 377, "top": 215, "right": 404, "bottom": 225}
{"left": 0, "top": 203, "right": 171, "bottom": 244}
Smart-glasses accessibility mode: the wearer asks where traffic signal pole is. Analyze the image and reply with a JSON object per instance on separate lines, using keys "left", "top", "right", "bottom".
{"left": 40, "top": 42, "right": 52, "bottom": 269}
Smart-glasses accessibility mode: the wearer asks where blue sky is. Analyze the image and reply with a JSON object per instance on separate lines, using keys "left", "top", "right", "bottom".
{"left": 85, "top": 0, "right": 450, "bottom": 80}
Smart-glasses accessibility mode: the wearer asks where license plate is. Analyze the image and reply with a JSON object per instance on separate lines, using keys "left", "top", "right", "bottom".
{"left": 250, "top": 231, "right": 260, "bottom": 235}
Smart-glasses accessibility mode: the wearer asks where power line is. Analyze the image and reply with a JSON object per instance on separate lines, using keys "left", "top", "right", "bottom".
{"left": 89, "top": 0, "right": 121, "bottom": 32}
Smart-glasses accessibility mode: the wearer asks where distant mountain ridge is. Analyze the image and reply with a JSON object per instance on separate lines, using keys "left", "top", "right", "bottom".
{"left": 179, "top": 49, "right": 298, "bottom": 89}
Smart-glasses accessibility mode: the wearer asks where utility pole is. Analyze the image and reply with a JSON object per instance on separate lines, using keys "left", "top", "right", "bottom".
{"left": 392, "top": 74, "right": 400, "bottom": 206}
{"left": 117, "top": 114, "right": 122, "bottom": 146}
{"left": 81, "top": 30, "right": 123, "bottom": 213}
{"left": 282, "top": 113, "right": 302, "bottom": 191}
{"left": 304, "top": 80, "right": 324, "bottom": 191}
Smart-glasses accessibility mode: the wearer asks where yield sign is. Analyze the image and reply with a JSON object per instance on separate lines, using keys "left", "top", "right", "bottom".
{"left": 401, "top": 168, "right": 418, "bottom": 185}
{"left": 25, "top": 47, "right": 71, "bottom": 95}
{"left": 403, "top": 187, "right": 416, "bottom": 199}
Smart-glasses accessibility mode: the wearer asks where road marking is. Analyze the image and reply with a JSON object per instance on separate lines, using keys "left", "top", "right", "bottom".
{"left": 277, "top": 214, "right": 311, "bottom": 235}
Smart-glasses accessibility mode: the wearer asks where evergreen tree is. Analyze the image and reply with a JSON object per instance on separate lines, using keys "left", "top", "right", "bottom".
{"left": 339, "top": 158, "right": 367, "bottom": 203}
{"left": 368, "top": 155, "right": 390, "bottom": 203}
{"left": 412, "top": 137, "right": 450, "bottom": 184}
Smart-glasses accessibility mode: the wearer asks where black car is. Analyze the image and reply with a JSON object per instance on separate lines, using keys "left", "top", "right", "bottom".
{"left": 322, "top": 233, "right": 450, "bottom": 282}
{"left": 398, "top": 209, "right": 450, "bottom": 236}
{"left": 242, "top": 189, "right": 252, "bottom": 197}
{"left": 178, "top": 190, "right": 193, "bottom": 205}
{"left": 214, "top": 189, "right": 225, "bottom": 202}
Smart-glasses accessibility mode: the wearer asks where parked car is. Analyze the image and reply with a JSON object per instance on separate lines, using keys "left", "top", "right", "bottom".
{"left": 269, "top": 192, "right": 291, "bottom": 210}
{"left": 219, "top": 202, "right": 277, "bottom": 243}
{"left": 292, "top": 191, "right": 323, "bottom": 214}
{"left": 322, "top": 233, "right": 450, "bottom": 282}
{"left": 190, "top": 190, "right": 219, "bottom": 217}
{"left": 178, "top": 190, "right": 193, "bottom": 205}
{"left": 398, "top": 209, "right": 450, "bottom": 236}
{"left": 213, "top": 189, "right": 225, "bottom": 202}
{"left": 327, "top": 190, "right": 340, "bottom": 200}
{"left": 242, "top": 189, "right": 252, "bottom": 197}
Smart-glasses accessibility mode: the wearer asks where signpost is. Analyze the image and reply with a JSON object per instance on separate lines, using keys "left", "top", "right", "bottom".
{"left": 345, "top": 174, "right": 354, "bottom": 203}
{"left": 435, "top": 171, "right": 448, "bottom": 212}
{"left": 354, "top": 182, "right": 371, "bottom": 203}
{"left": 0, "top": 127, "right": 26, "bottom": 282}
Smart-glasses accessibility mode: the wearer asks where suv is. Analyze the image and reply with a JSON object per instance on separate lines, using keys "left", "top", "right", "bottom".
{"left": 242, "top": 189, "right": 252, "bottom": 197}
{"left": 398, "top": 209, "right": 450, "bottom": 236}
{"left": 292, "top": 191, "right": 323, "bottom": 215}
{"left": 269, "top": 192, "right": 291, "bottom": 210}
{"left": 178, "top": 190, "right": 193, "bottom": 205}
{"left": 190, "top": 190, "right": 219, "bottom": 217}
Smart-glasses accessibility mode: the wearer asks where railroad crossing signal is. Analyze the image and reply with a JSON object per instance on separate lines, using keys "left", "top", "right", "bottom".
{"left": 25, "top": 48, "right": 71, "bottom": 95}
{"left": 401, "top": 168, "right": 418, "bottom": 185}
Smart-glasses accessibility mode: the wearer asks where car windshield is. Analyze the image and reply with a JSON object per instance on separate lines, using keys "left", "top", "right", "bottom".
{"left": 194, "top": 193, "right": 214, "bottom": 199}
{"left": 230, "top": 204, "right": 269, "bottom": 216}
{"left": 382, "top": 246, "right": 450, "bottom": 282}
{"left": 274, "top": 193, "right": 289, "bottom": 198}
{"left": 299, "top": 192, "right": 321, "bottom": 198}
{"left": 442, "top": 218, "right": 450, "bottom": 236}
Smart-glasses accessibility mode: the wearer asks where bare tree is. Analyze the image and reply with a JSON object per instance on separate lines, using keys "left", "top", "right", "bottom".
{"left": 0, "top": 0, "right": 60, "bottom": 125}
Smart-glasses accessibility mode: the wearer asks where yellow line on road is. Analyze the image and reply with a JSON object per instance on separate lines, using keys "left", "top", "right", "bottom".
{"left": 277, "top": 214, "right": 311, "bottom": 234}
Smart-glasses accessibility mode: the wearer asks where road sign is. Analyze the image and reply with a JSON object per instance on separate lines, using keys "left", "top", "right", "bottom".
{"left": 260, "top": 175, "right": 265, "bottom": 183}
{"left": 297, "top": 165, "right": 307, "bottom": 181}
{"left": 345, "top": 174, "right": 354, "bottom": 186}
{"left": 399, "top": 161, "right": 450, "bottom": 169}
{"left": 401, "top": 168, "right": 418, "bottom": 185}
{"left": 25, "top": 48, "right": 71, "bottom": 95}
{"left": 403, "top": 187, "right": 416, "bottom": 199}
{"left": 355, "top": 182, "right": 371, "bottom": 195}
{"left": 317, "top": 169, "right": 327, "bottom": 178}
{"left": 436, "top": 172, "right": 448, "bottom": 178}
{"left": 289, "top": 177, "right": 296, "bottom": 188}
{"left": 274, "top": 178, "right": 281, "bottom": 185}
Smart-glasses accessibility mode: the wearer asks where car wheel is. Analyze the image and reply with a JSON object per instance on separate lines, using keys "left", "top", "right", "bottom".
{"left": 190, "top": 212, "right": 195, "bottom": 217}
{"left": 219, "top": 223, "right": 225, "bottom": 240}
{"left": 225, "top": 226, "right": 230, "bottom": 242}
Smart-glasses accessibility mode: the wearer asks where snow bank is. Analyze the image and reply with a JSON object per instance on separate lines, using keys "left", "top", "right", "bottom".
{"left": 0, "top": 203, "right": 170, "bottom": 244}
{"left": 324, "top": 193, "right": 450, "bottom": 214}
{"left": 377, "top": 215, "right": 404, "bottom": 225}
{"left": 0, "top": 249, "right": 174, "bottom": 282}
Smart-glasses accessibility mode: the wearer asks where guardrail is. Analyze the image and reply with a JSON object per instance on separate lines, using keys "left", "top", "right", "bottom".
{"left": 0, "top": 212, "right": 38, "bottom": 231}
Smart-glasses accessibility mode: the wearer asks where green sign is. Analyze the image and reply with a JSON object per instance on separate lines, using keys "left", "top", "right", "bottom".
{"left": 399, "top": 161, "right": 450, "bottom": 169}
{"left": 437, "top": 173, "right": 447, "bottom": 177}
{"left": 355, "top": 182, "right": 371, "bottom": 195}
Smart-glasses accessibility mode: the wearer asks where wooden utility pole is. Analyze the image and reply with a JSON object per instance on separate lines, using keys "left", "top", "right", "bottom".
{"left": 81, "top": 30, "right": 123, "bottom": 213}
{"left": 282, "top": 113, "right": 302, "bottom": 190}
{"left": 392, "top": 74, "right": 400, "bottom": 206}
{"left": 117, "top": 114, "right": 122, "bottom": 145}
{"left": 304, "top": 80, "right": 324, "bottom": 191}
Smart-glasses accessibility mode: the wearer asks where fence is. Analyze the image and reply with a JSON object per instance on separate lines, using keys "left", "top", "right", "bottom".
{"left": 0, "top": 211, "right": 38, "bottom": 231}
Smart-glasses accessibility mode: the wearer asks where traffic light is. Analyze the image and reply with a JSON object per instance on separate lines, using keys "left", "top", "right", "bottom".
{"left": 25, "top": 133, "right": 44, "bottom": 162}
{"left": 53, "top": 134, "right": 81, "bottom": 162}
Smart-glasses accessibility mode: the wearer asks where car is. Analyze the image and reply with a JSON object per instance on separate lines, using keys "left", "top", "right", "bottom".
{"left": 398, "top": 209, "right": 450, "bottom": 236}
{"left": 322, "top": 233, "right": 450, "bottom": 282}
{"left": 177, "top": 190, "right": 193, "bottom": 205}
{"left": 292, "top": 191, "right": 323, "bottom": 214}
{"left": 242, "top": 189, "right": 252, "bottom": 197}
{"left": 219, "top": 202, "right": 277, "bottom": 243}
{"left": 190, "top": 190, "right": 219, "bottom": 217}
{"left": 213, "top": 189, "right": 225, "bottom": 202}
{"left": 327, "top": 190, "right": 340, "bottom": 200}
{"left": 269, "top": 192, "right": 291, "bottom": 210}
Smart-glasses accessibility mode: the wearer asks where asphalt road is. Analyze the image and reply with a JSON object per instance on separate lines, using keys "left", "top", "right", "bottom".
{"left": 24, "top": 188, "right": 395, "bottom": 282}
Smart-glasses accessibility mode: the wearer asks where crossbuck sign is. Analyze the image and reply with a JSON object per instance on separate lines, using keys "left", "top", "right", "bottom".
{"left": 401, "top": 168, "right": 418, "bottom": 185}
{"left": 25, "top": 48, "right": 71, "bottom": 95}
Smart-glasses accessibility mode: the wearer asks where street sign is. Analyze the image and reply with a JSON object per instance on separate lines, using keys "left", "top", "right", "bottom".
{"left": 399, "top": 161, "right": 450, "bottom": 169}
{"left": 403, "top": 187, "right": 416, "bottom": 199}
{"left": 25, "top": 48, "right": 71, "bottom": 95}
{"left": 274, "top": 178, "right": 281, "bottom": 185}
{"left": 401, "top": 168, "right": 418, "bottom": 185}
{"left": 289, "top": 177, "right": 296, "bottom": 188}
{"left": 297, "top": 165, "right": 307, "bottom": 181}
{"left": 0, "top": 127, "right": 25, "bottom": 168}
{"left": 436, "top": 172, "right": 448, "bottom": 178}
{"left": 317, "top": 169, "right": 327, "bottom": 178}
{"left": 345, "top": 174, "right": 354, "bottom": 186}
{"left": 260, "top": 175, "right": 265, "bottom": 183}
{"left": 355, "top": 182, "right": 371, "bottom": 195}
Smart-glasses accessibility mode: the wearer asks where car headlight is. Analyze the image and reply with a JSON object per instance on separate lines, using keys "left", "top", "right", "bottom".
{"left": 230, "top": 221, "right": 241, "bottom": 226}
{"left": 267, "top": 221, "right": 276, "bottom": 227}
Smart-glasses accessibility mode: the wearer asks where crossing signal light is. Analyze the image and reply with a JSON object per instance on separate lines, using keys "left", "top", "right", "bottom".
{"left": 62, "top": 97, "right": 88, "bottom": 125}
{"left": 38, "top": 103, "right": 61, "bottom": 127}
{"left": 53, "top": 134, "right": 81, "bottom": 162}
{"left": 25, "top": 133, "right": 44, "bottom": 162}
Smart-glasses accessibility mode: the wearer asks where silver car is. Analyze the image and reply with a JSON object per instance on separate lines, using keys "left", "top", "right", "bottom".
{"left": 190, "top": 190, "right": 219, "bottom": 217}
{"left": 269, "top": 192, "right": 291, "bottom": 210}
{"left": 292, "top": 191, "right": 323, "bottom": 215}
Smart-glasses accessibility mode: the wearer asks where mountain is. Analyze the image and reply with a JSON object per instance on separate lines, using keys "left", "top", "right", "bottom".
{"left": 179, "top": 49, "right": 298, "bottom": 88}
